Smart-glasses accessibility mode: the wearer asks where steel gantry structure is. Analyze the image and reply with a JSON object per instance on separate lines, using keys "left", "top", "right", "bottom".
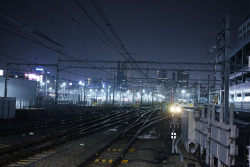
{"left": 58, "top": 59, "right": 248, "bottom": 73}
{"left": 5, "top": 58, "right": 245, "bottom": 104}
{"left": 5, "top": 58, "right": 241, "bottom": 112}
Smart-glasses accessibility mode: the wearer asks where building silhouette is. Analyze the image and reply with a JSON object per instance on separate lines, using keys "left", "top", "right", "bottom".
{"left": 117, "top": 61, "right": 127, "bottom": 90}
{"left": 229, "top": 13, "right": 250, "bottom": 108}
{"left": 176, "top": 71, "right": 189, "bottom": 89}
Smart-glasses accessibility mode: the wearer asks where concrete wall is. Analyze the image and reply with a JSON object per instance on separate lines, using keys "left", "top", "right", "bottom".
{"left": 181, "top": 110, "right": 196, "bottom": 152}
{"left": 188, "top": 110, "right": 196, "bottom": 143}
{"left": 0, "top": 76, "right": 36, "bottom": 100}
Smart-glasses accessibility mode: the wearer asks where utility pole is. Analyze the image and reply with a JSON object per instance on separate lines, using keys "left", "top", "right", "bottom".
{"left": 217, "top": 15, "right": 230, "bottom": 123}
{"left": 214, "top": 65, "right": 217, "bottom": 87}
{"left": 106, "top": 86, "right": 108, "bottom": 104}
{"left": 151, "top": 91, "right": 154, "bottom": 105}
{"left": 224, "top": 15, "right": 230, "bottom": 123}
{"left": 112, "top": 75, "right": 115, "bottom": 105}
{"left": 80, "top": 83, "right": 82, "bottom": 103}
{"left": 55, "top": 54, "right": 59, "bottom": 103}
{"left": 132, "top": 89, "right": 135, "bottom": 103}
{"left": 4, "top": 60, "right": 8, "bottom": 97}
{"left": 140, "top": 86, "right": 143, "bottom": 104}
{"left": 207, "top": 75, "right": 210, "bottom": 103}
{"left": 198, "top": 76, "right": 200, "bottom": 103}
{"left": 84, "top": 76, "right": 86, "bottom": 106}
{"left": 171, "top": 88, "right": 172, "bottom": 104}
{"left": 119, "top": 87, "right": 121, "bottom": 106}
{"left": 45, "top": 74, "right": 48, "bottom": 96}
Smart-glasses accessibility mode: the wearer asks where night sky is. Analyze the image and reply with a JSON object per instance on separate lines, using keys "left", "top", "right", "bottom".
{"left": 0, "top": 0, "right": 249, "bottom": 81}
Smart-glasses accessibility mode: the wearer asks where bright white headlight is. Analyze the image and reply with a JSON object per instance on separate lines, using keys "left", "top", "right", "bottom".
{"left": 170, "top": 106, "right": 175, "bottom": 112}
{"left": 176, "top": 107, "right": 181, "bottom": 112}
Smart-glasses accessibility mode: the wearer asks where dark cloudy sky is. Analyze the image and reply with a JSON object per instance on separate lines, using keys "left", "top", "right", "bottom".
{"left": 0, "top": 0, "right": 249, "bottom": 81}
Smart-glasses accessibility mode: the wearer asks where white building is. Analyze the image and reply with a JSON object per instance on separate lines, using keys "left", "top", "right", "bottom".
{"left": 229, "top": 15, "right": 250, "bottom": 109}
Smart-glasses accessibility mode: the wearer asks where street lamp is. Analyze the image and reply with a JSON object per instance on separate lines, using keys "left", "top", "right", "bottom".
{"left": 79, "top": 81, "right": 84, "bottom": 102}
{"left": 95, "top": 89, "right": 97, "bottom": 100}
{"left": 49, "top": 87, "right": 52, "bottom": 96}
{"left": 45, "top": 80, "right": 50, "bottom": 96}
{"left": 61, "top": 82, "right": 66, "bottom": 101}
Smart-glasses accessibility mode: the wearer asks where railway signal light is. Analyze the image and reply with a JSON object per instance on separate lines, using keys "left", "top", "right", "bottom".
{"left": 171, "top": 132, "right": 176, "bottom": 139}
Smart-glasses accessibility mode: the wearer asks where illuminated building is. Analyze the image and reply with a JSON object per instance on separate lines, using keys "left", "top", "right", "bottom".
{"left": 117, "top": 61, "right": 127, "bottom": 90}
{"left": 229, "top": 13, "right": 250, "bottom": 106}
{"left": 176, "top": 71, "right": 189, "bottom": 89}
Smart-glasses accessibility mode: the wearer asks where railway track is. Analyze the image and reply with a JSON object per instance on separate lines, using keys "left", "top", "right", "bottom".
{"left": 0, "top": 109, "right": 121, "bottom": 137}
{"left": 0, "top": 109, "right": 146, "bottom": 167}
{"left": 78, "top": 108, "right": 168, "bottom": 167}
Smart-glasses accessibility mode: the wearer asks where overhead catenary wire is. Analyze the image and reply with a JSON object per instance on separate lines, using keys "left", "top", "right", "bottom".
{"left": 90, "top": 0, "right": 148, "bottom": 78}
{"left": 91, "top": 0, "right": 127, "bottom": 52}
{"left": 0, "top": 53, "right": 93, "bottom": 81}
{"left": 88, "top": 0, "right": 153, "bottom": 92}
{"left": 25, "top": 0, "right": 114, "bottom": 76}
{"left": 73, "top": 0, "right": 123, "bottom": 55}
{"left": 0, "top": 12, "right": 65, "bottom": 49}
{"left": 1, "top": 0, "right": 162, "bottom": 89}
{"left": 0, "top": 10, "right": 113, "bottom": 78}
{"left": 45, "top": 0, "right": 111, "bottom": 47}
{"left": 0, "top": 22, "right": 97, "bottom": 79}
{"left": 4, "top": 0, "right": 116, "bottom": 77}
{"left": 32, "top": 0, "right": 115, "bottom": 55}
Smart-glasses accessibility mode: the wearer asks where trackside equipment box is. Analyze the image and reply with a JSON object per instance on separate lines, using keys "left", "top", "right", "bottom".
{"left": 0, "top": 97, "right": 16, "bottom": 119}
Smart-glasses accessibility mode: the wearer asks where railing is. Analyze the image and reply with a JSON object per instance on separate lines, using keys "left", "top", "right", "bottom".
{"left": 234, "top": 101, "right": 250, "bottom": 110}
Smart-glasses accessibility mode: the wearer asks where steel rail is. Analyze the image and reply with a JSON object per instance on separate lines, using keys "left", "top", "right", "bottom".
{"left": 77, "top": 109, "right": 168, "bottom": 167}
{"left": 0, "top": 112, "right": 123, "bottom": 155}
{"left": 0, "top": 111, "right": 144, "bottom": 166}
{"left": 110, "top": 115, "right": 168, "bottom": 167}
{"left": 76, "top": 110, "right": 154, "bottom": 167}
{"left": 0, "top": 112, "right": 101, "bottom": 137}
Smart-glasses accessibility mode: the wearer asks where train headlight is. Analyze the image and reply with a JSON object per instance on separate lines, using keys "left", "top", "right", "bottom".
{"left": 170, "top": 106, "right": 175, "bottom": 112}
{"left": 176, "top": 106, "right": 181, "bottom": 112}
{"left": 169, "top": 104, "right": 181, "bottom": 113}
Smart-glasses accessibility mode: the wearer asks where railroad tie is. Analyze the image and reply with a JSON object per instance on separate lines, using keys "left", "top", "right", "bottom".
{"left": 7, "top": 150, "right": 57, "bottom": 167}
{"left": 94, "top": 158, "right": 129, "bottom": 164}
{"left": 106, "top": 148, "right": 135, "bottom": 152}
{"left": 108, "top": 159, "right": 114, "bottom": 163}
{"left": 121, "top": 160, "right": 128, "bottom": 164}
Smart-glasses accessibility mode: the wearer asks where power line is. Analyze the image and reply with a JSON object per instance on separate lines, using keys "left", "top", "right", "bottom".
{"left": 91, "top": 0, "right": 127, "bottom": 52}
{"left": 73, "top": 0, "right": 154, "bottom": 96}
{"left": 45, "top": 0, "right": 108, "bottom": 46}
{"left": 73, "top": 0, "right": 123, "bottom": 55}
{"left": 0, "top": 12, "right": 65, "bottom": 49}
{"left": 0, "top": 12, "right": 113, "bottom": 77}
{"left": 90, "top": 0, "right": 148, "bottom": 78}
{"left": 32, "top": 0, "right": 115, "bottom": 55}
{"left": 0, "top": 53, "right": 90, "bottom": 79}
{"left": 28, "top": 1, "right": 115, "bottom": 77}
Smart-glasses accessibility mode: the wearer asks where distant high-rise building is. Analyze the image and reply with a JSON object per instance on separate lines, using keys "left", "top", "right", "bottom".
{"left": 156, "top": 69, "right": 168, "bottom": 95}
{"left": 117, "top": 61, "right": 127, "bottom": 90}
{"left": 177, "top": 71, "right": 189, "bottom": 89}
{"left": 172, "top": 72, "right": 176, "bottom": 81}
{"left": 157, "top": 69, "right": 167, "bottom": 80}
